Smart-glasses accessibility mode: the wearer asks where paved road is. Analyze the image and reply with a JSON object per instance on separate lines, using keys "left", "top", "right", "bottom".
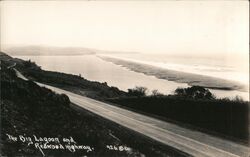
{"left": 14, "top": 69, "right": 249, "bottom": 157}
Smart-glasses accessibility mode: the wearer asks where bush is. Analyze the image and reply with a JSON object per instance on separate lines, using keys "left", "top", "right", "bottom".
{"left": 151, "top": 89, "right": 164, "bottom": 97}
{"left": 175, "top": 86, "right": 215, "bottom": 99}
{"left": 127, "top": 86, "right": 148, "bottom": 97}
{"left": 60, "top": 94, "right": 70, "bottom": 106}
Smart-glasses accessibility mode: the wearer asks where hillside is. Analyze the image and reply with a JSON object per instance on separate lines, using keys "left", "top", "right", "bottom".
{"left": 0, "top": 52, "right": 188, "bottom": 156}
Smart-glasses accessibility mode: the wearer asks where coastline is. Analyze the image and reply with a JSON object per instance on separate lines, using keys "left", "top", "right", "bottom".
{"left": 13, "top": 54, "right": 249, "bottom": 100}
{"left": 99, "top": 56, "right": 247, "bottom": 92}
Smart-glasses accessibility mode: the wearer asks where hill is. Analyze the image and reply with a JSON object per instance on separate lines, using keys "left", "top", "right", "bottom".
{"left": 0, "top": 52, "right": 188, "bottom": 156}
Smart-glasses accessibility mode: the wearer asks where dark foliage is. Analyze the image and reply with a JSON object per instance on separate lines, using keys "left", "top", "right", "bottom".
{"left": 175, "top": 86, "right": 215, "bottom": 99}
{"left": 108, "top": 96, "right": 249, "bottom": 142}
{"left": 151, "top": 89, "right": 164, "bottom": 97}
{"left": 127, "top": 86, "right": 148, "bottom": 97}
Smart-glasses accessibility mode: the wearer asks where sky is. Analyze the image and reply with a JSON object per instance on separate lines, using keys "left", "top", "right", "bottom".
{"left": 0, "top": 1, "right": 249, "bottom": 58}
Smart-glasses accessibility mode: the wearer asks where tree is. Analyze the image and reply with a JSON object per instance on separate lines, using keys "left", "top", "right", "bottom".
{"left": 233, "top": 95, "right": 244, "bottom": 102}
{"left": 151, "top": 89, "right": 164, "bottom": 97}
{"left": 174, "top": 86, "right": 215, "bottom": 99}
{"left": 127, "top": 86, "right": 148, "bottom": 97}
{"left": 174, "top": 87, "right": 186, "bottom": 96}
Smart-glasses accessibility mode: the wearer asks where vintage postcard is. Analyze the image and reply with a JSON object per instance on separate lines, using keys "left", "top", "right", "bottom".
{"left": 0, "top": 1, "right": 249, "bottom": 157}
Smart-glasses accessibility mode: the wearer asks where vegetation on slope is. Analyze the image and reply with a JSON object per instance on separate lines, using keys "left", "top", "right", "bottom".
{"left": 17, "top": 60, "right": 126, "bottom": 100}
{"left": 108, "top": 92, "right": 249, "bottom": 142}
{"left": 0, "top": 53, "right": 188, "bottom": 157}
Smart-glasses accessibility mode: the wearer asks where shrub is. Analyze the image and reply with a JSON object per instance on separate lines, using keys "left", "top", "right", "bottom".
{"left": 127, "top": 86, "right": 148, "bottom": 97}
{"left": 151, "top": 89, "right": 164, "bottom": 97}
{"left": 175, "top": 86, "right": 215, "bottom": 99}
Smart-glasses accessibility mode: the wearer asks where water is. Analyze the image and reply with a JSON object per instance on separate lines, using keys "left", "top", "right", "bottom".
{"left": 15, "top": 55, "right": 249, "bottom": 100}
{"left": 101, "top": 53, "right": 249, "bottom": 86}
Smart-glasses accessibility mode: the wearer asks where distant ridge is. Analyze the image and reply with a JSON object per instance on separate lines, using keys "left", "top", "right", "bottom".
{"left": 3, "top": 46, "right": 95, "bottom": 56}
{"left": 3, "top": 46, "right": 139, "bottom": 56}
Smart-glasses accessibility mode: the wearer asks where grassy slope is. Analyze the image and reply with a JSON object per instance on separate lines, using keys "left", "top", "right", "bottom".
{"left": 0, "top": 52, "right": 189, "bottom": 156}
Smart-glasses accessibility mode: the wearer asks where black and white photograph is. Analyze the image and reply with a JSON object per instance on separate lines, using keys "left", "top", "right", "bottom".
{"left": 0, "top": 0, "right": 249, "bottom": 156}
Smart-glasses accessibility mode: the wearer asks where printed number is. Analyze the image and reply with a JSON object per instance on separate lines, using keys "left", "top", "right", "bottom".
{"left": 106, "top": 145, "right": 130, "bottom": 152}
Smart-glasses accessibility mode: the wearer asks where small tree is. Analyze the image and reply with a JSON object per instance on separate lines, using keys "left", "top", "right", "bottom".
{"left": 127, "top": 86, "right": 148, "bottom": 97}
{"left": 151, "top": 89, "right": 164, "bottom": 97}
{"left": 233, "top": 95, "right": 244, "bottom": 102}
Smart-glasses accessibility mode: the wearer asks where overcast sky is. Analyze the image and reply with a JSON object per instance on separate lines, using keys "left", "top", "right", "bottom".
{"left": 0, "top": 1, "right": 249, "bottom": 57}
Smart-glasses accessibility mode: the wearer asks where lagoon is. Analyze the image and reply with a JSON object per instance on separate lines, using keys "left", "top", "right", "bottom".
{"left": 15, "top": 55, "right": 249, "bottom": 100}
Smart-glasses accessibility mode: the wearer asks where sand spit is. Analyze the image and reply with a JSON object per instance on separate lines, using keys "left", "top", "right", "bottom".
{"left": 100, "top": 56, "right": 247, "bottom": 92}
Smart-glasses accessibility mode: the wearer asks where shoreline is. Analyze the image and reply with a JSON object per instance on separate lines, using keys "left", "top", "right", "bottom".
{"left": 99, "top": 56, "right": 247, "bottom": 92}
